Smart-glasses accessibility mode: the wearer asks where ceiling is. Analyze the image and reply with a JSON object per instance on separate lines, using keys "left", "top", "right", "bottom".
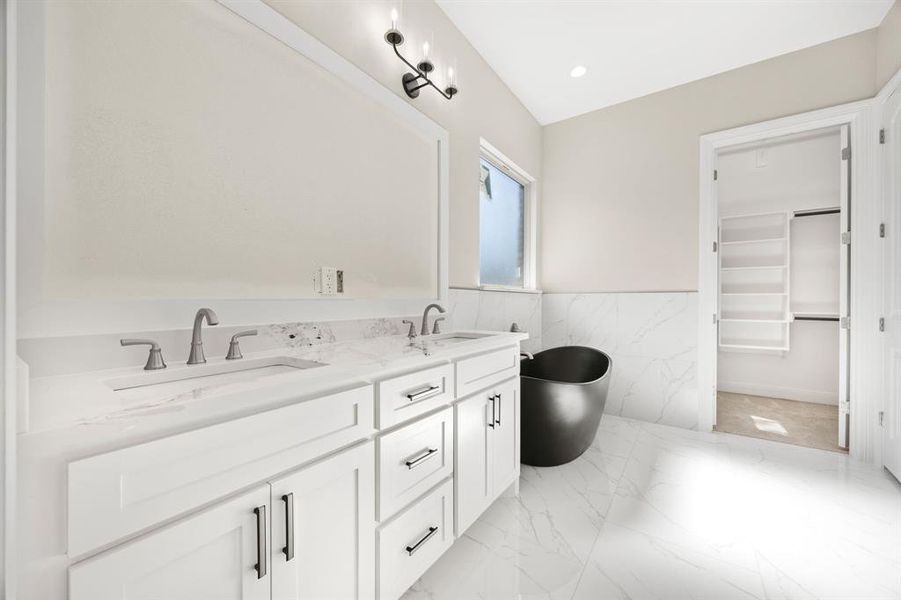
{"left": 436, "top": 0, "right": 894, "bottom": 125}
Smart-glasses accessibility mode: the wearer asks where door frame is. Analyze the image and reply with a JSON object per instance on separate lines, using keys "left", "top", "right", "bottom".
{"left": 1, "top": 0, "right": 16, "bottom": 596}
{"left": 698, "top": 98, "right": 883, "bottom": 463}
{"left": 875, "top": 66, "right": 901, "bottom": 477}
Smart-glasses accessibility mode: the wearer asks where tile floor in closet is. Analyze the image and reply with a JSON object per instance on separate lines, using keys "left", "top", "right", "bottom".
{"left": 716, "top": 391, "right": 843, "bottom": 453}
{"left": 402, "top": 416, "right": 901, "bottom": 600}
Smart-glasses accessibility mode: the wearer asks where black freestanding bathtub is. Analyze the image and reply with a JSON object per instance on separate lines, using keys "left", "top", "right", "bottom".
{"left": 520, "top": 346, "right": 612, "bottom": 467}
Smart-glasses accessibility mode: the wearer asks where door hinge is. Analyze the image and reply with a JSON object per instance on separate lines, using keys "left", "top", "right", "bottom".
{"left": 879, "top": 317, "right": 885, "bottom": 332}
{"left": 879, "top": 411, "right": 885, "bottom": 426}
{"left": 841, "top": 231, "right": 851, "bottom": 245}
{"left": 840, "top": 316, "right": 850, "bottom": 330}
{"left": 841, "top": 146, "right": 851, "bottom": 160}
{"left": 880, "top": 129, "right": 886, "bottom": 144}
{"left": 713, "top": 169, "right": 718, "bottom": 181}
{"left": 880, "top": 223, "right": 886, "bottom": 238}
{"left": 713, "top": 241, "right": 718, "bottom": 252}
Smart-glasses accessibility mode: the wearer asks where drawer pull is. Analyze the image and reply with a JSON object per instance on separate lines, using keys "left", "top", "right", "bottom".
{"left": 405, "top": 526, "right": 439, "bottom": 556}
{"left": 495, "top": 393, "right": 502, "bottom": 426}
{"left": 406, "top": 384, "right": 442, "bottom": 403}
{"left": 488, "top": 395, "right": 497, "bottom": 429}
{"left": 282, "top": 493, "right": 294, "bottom": 561}
{"left": 405, "top": 447, "right": 439, "bottom": 469}
{"left": 253, "top": 505, "right": 268, "bottom": 579}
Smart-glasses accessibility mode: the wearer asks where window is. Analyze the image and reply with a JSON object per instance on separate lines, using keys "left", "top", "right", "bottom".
{"left": 478, "top": 141, "right": 536, "bottom": 289}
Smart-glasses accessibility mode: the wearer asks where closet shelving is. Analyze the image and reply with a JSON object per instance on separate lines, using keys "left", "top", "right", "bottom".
{"left": 718, "top": 212, "right": 791, "bottom": 352}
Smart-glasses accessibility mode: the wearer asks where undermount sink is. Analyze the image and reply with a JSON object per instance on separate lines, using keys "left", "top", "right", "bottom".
{"left": 422, "top": 332, "right": 496, "bottom": 345}
{"left": 106, "top": 355, "right": 326, "bottom": 393}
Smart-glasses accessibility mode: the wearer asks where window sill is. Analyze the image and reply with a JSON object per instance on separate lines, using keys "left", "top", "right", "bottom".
{"left": 450, "top": 285, "right": 543, "bottom": 295}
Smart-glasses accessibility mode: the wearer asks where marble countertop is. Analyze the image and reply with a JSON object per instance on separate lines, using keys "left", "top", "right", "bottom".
{"left": 20, "top": 330, "right": 527, "bottom": 462}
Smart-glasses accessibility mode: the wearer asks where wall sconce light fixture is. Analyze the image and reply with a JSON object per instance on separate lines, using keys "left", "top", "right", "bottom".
{"left": 384, "top": 9, "right": 458, "bottom": 100}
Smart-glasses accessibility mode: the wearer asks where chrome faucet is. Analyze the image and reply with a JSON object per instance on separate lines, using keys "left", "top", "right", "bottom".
{"left": 432, "top": 316, "right": 445, "bottom": 334}
{"left": 121, "top": 338, "right": 167, "bottom": 370}
{"left": 187, "top": 307, "right": 220, "bottom": 365}
{"left": 226, "top": 329, "right": 258, "bottom": 360}
{"left": 420, "top": 303, "right": 446, "bottom": 336}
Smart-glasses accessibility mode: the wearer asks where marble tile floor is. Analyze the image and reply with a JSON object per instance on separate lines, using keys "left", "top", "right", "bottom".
{"left": 716, "top": 391, "right": 843, "bottom": 453}
{"left": 402, "top": 416, "right": 901, "bottom": 600}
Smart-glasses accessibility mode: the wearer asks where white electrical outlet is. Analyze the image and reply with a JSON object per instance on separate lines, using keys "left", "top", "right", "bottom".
{"left": 314, "top": 267, "right": 342, "bottom": 296}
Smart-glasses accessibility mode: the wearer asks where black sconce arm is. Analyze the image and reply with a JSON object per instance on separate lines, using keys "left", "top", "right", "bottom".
{"left": 387, "top": 38, "right": 458, "bottom": 100}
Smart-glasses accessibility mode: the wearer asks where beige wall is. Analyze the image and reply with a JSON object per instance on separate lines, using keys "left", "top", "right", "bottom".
{"left": 877, "top": 1, "right": 901, "bottom": 88}
{"left": 266, "top": 0, "right": 542, "bottom": 289}
{"left": 541, "top": 31, "right": 879, "bottom": 292}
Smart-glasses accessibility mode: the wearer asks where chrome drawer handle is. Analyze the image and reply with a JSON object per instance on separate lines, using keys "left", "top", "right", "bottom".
{"left": 405, "top": 447, "right": 439, "bottom": 469}
{"left": 254, "top": 505, "right": 268, "bottom": 579}
{"left": 405, "top": 526, "right": 439, "bottom": 556}
{"left": 282, "top": 493, "right": 294, "bottom": 561}
{"left": 406, "top": 384, "right": 441, "bottom": 403}
{"left": 488, "top": 395, "right": 496, "bottom": 429}
{"left": 495, "top": 393, "right": 502, "bottom": 426}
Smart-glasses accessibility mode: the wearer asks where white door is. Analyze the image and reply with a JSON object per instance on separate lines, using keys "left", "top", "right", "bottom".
{"left": 838, "top": 124, "right": 851, "bottom": 449}
{"left": 270, "top": 441, "right": 375, "bottom": 600}
{"left": 490, "top": 378, "right": 520, "bottom": 493}
{"left": 883, "top": 87, "right": 901, "bottom": 480}
{"left": 69, "top": 484, "right": 271, "bottom": 600}
{"left": 454, "top": 392, "right": 491, "bottom": 536}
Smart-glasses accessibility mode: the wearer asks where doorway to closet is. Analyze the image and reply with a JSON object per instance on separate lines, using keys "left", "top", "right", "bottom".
{"left": 714, "top": 125, "right": 850, "bottom": 453}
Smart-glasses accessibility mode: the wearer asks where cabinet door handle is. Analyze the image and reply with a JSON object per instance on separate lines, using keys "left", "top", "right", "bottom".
{"left": 406, "top": 384, "right": 442, "bottom": 403}
{"left": 282, "top": 493, "right": 294, "bottom": 562}
{"left": 405, "top": 447, "right": 439, "bottom": 469}
{"left": 254, "top": 505, "right": 268, "bottom": 579}
{"left": 488, "top": 395, "right": 496, "bottom": 429}
{"left": 495, "top": 393, "right": 502, "bottom": 426}
{"left": 405, "top": 526, "right": 439, "bottom": 556}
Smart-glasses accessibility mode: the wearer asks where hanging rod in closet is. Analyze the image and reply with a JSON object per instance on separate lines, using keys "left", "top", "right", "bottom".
{"left": 794, "top": 315, "right": 840, "bottom": 322}
{"left": 793, "top": 207, "right": 840, "bottom": 218}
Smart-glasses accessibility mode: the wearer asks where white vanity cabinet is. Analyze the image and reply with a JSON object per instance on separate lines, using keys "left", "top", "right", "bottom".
{"left": 454, "top": 376, "right": 520, "bottom": 536}
{"left": 70, "top": 442, "right": 375, "bottom": 600}
{"left": 69, "top": 484, "right": 272, "bottom": 600}
{"left": 270, "top": 442, "right": 375, "bottom": 600}
{"left": 60, "top": 338, "right": 524, "bottom": 600}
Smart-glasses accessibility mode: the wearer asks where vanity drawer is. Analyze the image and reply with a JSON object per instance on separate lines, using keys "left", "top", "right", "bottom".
{"left": 377, "top": 478, "right": 454, "bottom": 600}
{"left": 455, "top": 346, "right": 519, "bottom": 398}
{"left": 377, "top": 407, "right": 453, "bottom": 521}
{"left": 68, "top": 384, "right": 375, "bottom": 558}
{"left": 377, "top": 363, "right": 454, "bottom": 429}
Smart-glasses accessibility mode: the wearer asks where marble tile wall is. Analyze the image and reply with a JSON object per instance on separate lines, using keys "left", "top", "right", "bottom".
{"left": 542, "top": 292, "right": 699, "bottom": 429}
{"left": 447, "top": 288, "right": 542, "bottom": 354}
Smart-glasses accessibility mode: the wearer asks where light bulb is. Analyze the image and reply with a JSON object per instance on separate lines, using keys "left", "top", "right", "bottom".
{"left": 570, "top": 65, "right": 587, "bottom": 78}
{"left": 390, "top": 8, "right": 398, "bottom": 29}
{"left": 422, "top": 41, "right": 430, "bottom": 59}
{"left": 447, "top": 67, "right": 455, "bottom": 85}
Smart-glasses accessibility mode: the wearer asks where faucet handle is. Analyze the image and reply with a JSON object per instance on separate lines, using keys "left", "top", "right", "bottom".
{"left": 432, "top": 317, "right": 445, "bottom": 335}
{"left": 120, "top": 339, "right": 167, "bottom": 371}
{"left": 226, "top": 329, "right": 258, "bottom": 360}
{"left": 402, "top": 320, "right": 417, "bottom": 339}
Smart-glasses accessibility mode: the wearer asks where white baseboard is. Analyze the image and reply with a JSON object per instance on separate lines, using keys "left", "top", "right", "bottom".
{"left": 717, "top": 381, "right": 838, "bottom": 405}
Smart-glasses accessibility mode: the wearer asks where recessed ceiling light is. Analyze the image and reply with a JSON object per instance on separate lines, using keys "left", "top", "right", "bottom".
{"left": 570, "top": 65, "right": 587, "bottom": 78}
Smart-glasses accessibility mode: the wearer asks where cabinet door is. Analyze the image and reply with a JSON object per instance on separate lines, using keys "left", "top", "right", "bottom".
{"left": 270, "top": 442, "right": 375, "bottom": 600}
{"left": 454, "top": 392, "right": 491, "bottom": 536}
{"left": 490, "top": 378, "right": 520, "bottom": 495}
{"left": 69, "top": 485, "right": 270, "bottom": 600}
